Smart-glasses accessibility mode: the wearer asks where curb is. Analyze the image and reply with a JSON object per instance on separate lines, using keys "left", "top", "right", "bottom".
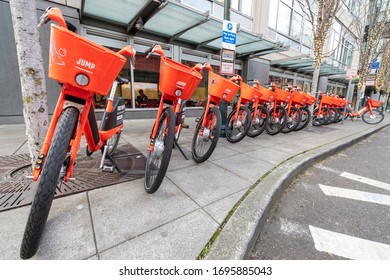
{"left": 205, "top": 121, "right": 390, "bottom": 260}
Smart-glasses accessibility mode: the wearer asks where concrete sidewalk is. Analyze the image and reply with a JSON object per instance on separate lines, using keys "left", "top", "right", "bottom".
{"left": 0, "top": 116, "right": 389, "bottom": 260}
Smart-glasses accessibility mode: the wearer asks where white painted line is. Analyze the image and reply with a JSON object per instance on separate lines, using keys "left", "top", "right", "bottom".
{"left": 340, "top": 172, "right": 390, "bottom": 191}
{"left": 309, "top": 225, "right": 390, "bottom": 260}
{"left": 319, "top": 184, "right": 390, "bottom": 206}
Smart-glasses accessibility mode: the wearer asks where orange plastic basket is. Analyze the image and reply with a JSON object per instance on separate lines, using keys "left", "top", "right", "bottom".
{"left": 274, "top": 88, "right": 293, "bottom": 103}
{"left": 159, "top": 57, "right": 202, "bottom": 101}
{"left": 258, "top": 85, "right": 276, "bottom": 103}
{"left": 49, "top": 25, "right": 127, "bottom": 95}
{"left": 208, "top": 72, "right": 240, "bottom": 102}
{"left": 321, "top": 94, "right": 334, "bottom": 105}
{"left": 370, "top": 99, "right": 382, "bottom": 107}
{"left": 240, "top": 82, "right": 261, "bottom": 102}
{"left": 302, "top": 92, "right": 317, "bottom": 105}
{"left": 291, "top": 91, "right": 306, "bottom": 106}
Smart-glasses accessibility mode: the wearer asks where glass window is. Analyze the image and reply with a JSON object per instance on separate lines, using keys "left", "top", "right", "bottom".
{"left": 291, "top": 11, "right": 302, "bottom": 41}
{"left": 241, "top": 0, "right": 253, "bottom": 16}
{"left": 231, "top": 0, "right": 239, "bottom": 10}
{"left": 277, "top": 2, "right": 292, "bottom": 34}
{"left": 268, "top": 0, "right": 279, "bottom": 29}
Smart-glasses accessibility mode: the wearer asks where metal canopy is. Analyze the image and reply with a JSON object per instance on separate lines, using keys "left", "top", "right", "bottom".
{"left": 81, "top": 0, "right": 287, "bottom": 57}
{"left": 272, "top": 56, "right": 347, "bottom": 77}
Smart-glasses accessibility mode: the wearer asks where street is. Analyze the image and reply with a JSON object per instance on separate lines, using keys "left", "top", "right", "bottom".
{"left": 250, "top": 125, "right": 390, "bottom": 260}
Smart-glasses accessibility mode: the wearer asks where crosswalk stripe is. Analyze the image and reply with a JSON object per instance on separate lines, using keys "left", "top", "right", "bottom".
{"left": 309, "top": 225, "right": 390, "bottom": 260}
{"left": 340, "top": 172, "right": 390, "bottom": 191}
{"left": 319, "top": 184, "right": 390, "bottom": 206}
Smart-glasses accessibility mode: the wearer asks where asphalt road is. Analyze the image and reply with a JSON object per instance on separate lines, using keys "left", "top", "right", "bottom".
{"left": 250, "top": 125, "right": 390, "bottom": 260}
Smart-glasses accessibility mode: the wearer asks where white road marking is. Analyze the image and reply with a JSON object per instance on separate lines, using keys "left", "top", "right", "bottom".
{"left": 309, "top": 225, "right": 390, "bottom": 260}
{"left": 340, "top": 172, "right": 390, "bottom": 191}
{"left": 319, "top": 184, "right": 390, "bottom": 206}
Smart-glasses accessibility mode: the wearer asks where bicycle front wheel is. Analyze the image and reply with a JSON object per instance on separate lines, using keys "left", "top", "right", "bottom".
{"left": 266, "top": 105, "right": 287, "bottom": 135}
{"left": 294, "top": 106, "right": 311, "bottom": 131}
{"left": 312, "top": 107, "right": 330, "bottom": 126}
{"left": 20, "top": 107, "right": 79, "bottom": 259}
{"left": 192, "top": 107, "right": 221, "bottom": 163}
{"left": 225, "top": 105, "right": 251, "bottom": 143}
{"left": 247, "top": 105, "right": 269, "bottom": 137}
{"left": 144, "top": 107, "right": 175, "bottom": 194}
{"left": 281, "top": 106, "right": 301, "bottom": 133}
{"left": 362, "top": 108, "right": 384, "bottom": 124}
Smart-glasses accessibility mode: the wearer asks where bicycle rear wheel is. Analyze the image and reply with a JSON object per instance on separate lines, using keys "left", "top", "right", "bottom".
{"left": 247, "top": 106, "right": 269, "bottom": 137}
{"left": 281, "top": 106, "right": 301, "bottom": 133}
{"left": 266, "top": 105, "right": 287, "bottom": 135}
{"left": 362, "top": 108, "right": 384, "bottom": 124}
{"left": 294, "top": 106, "right": 311, "bottom": 131}
{"left": 144, "top": 107, "right": 175, "bottom": 194}
{"left": 20, "top": 107, "right": 79, "bottom": 259}
{"left": 192, "top": 107, "right": 221, "bottom": 163}
{"left": 225, "top": 106, "right": 251, "bottom": 143}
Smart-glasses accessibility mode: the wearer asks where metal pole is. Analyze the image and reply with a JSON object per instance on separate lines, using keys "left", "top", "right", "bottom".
{"left": 220, "top": 0, "right": 231, "bottom": 137}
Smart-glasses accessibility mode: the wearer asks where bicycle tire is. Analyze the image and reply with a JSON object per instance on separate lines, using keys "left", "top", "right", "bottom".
{"left": 144, "top": 107, "right": 175, "bottom": 194}
{"left": 362, "top": 108, "right": 384, "bottom": 124}
{"left": 225, "top": 105, "right": 251, "bottom": 143}
{"left": 294, "top": 106, "right": 311, "bottom": 131}
{"left": 192, "top": 107, "right": 221, "bottom": 163}
{"left": 247, "top": 105, "right": 269, "bottom": 137}
{"left": 312, "top": 107, "right": 330, "bottom": 126}
{"left": 328, "top": 107, "right": 339, "bottom": 123}
{"left": 105, "top": 131, "right": 121, "bottom": 156}
{"left": 20, "top": 107, "right": 79, "bottom": 259}
{"left": 281, "top": 106, "right": 301, "bottom": 133}
{"left": 266, "top": 105, "right": 287, "bottom": 135}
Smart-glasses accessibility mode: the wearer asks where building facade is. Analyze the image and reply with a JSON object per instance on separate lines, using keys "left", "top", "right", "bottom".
{"left": 0, "top": 0, "right": 365, "bottom": 124}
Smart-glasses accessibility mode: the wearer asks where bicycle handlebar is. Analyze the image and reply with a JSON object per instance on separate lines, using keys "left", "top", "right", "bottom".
{"left": 145, "top": 44, "right": 164, "bottom": 58}
{"left": 38, "top": 7, "right": 66, "bottom": 28}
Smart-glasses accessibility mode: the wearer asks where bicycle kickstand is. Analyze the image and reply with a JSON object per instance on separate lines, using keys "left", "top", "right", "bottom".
{"left": 100, "top": 145, "right": 122, "bottom": 173}
{"left": 174, "top": 139, "right": 190, "bottom": 160}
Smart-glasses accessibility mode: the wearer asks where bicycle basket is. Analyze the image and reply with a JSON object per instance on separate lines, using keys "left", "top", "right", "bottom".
{"left": 291, "top": 91, "right": 306, "bottom": 106}
{"left": 274, "top": 88, "right": 292, "bottom": 103}
{"left": 159, "top": 57, "right": 202, "bottom": 101}
{"left": 240, "top": 82, "right": 261, "bottom": 102}
{"left": 258, "top": 85, "right": 276, "bottom": 103}
{"left": 303, "top": 92, "right": 316, "bottom": 105}
{"left": 49, "top": 25, "right": 126, "bottom": 95}
{"left": 208, "top": 72, "right": 240, "bottom": 102}
{"left": 321, "top": 94, "right": 334, "bottom": 105}
{"left": 370, "top": 99, "right": 382, "bottom": 107}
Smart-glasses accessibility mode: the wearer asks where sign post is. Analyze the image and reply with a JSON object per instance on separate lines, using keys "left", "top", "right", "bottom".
{"left": 219, "top": 19, "right": 237, "bottom": 137}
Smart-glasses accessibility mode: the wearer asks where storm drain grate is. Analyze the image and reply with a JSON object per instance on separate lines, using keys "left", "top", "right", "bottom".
{"left": 0, "top": 143, "right": 146, "bottom": 212}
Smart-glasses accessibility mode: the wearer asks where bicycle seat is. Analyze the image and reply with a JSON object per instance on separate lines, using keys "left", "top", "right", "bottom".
{"left": 116, "top": 75, "right": 129, "bottom": 84}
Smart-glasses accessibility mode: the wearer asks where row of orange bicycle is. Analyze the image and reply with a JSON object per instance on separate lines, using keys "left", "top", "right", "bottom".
{"left": 20, "top": 7, "right": 385, "bottom": 259}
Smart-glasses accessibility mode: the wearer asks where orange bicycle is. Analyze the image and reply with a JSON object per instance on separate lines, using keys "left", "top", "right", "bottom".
{"left": 144, "top": 45, "right": 202, "bottom": 193}
{"left": 20, "top": 7, "right": 135, "bottom": 259}
{"left": 344, "top": 97, "right": 385, "bottom": 124}
{"left": 191, "top": 64, "right": 240, "bottom": 162}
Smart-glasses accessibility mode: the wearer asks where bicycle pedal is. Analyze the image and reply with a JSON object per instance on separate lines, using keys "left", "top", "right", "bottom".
{"left": 25, "top": 176, "right": 34, "bottom": 180}
{"left": 181, "top": 123, "right": 189, "bottom": 129}
{"left": 102, "top": 165, "right": 115, "bottom": 172}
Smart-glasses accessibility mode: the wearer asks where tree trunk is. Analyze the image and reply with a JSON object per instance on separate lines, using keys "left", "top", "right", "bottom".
{"left": 9, "top": 0, "right": 48, "bottom": 163}
{"left": 311, "top": 66, "right": 320, "bottom": 97}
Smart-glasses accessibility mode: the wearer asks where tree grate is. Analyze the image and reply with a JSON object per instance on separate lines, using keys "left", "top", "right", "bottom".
{"left": 0, "top": 143, "right": 146, "bottom": 212}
